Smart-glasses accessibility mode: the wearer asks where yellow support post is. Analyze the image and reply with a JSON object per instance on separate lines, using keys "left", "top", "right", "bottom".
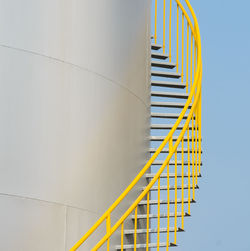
{"left": 174, "top": 150, "right": 178, "bottom": 244}
{"left": 176, "top": 5, "right": 179, "bottom": 72}
{"left": 106, "top": 215, "right": 111, "bottom": 251}
{"left": 192, "top": 115, "right": 195, "bottom": 200}
{"left": 186, "top": 24, "right": 189, "bottom": 93}
{"left": 190, "top": 34, "right": 193, "bottom": 89}
{"left": 181, "top": 138, "right": 184, "bottom": 229}
{"left": 163, "top": 0, "right": 166, "bottom": 53}
{"left": 187, "top": 125, "right": 191, "bottom": 214}
{"left": 146, "top": 192, "right": 149, "bottom": 251}
{"left": 134, "top": 207, "right": 137, "bottom": 251}
{"left": 121, "top": 223, "right": 124, "bottom": 251}
{"left": 157, "top": 178, "right": 160, "bottom": 251}
{"left": 155, "top": 0, "right": 157, "bottom": 44}
{"left": 181, "top": 12, "right": 184, "bottom": 82}
{"left": 169, "top": 0, "right": 172, "bottom": 62}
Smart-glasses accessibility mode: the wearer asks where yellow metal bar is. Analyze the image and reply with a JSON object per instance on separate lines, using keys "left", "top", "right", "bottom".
{"left": 155, "top": 0, "right": 157, "bottom": 44}
{"left": 106, "top": 215, "right": 111, "bottom": 251}
{"left": 181, "top": 12, "right": 184, "bottom": 82}
{"left": 192, "top": 115, "right": 195, "bottom": 200}
{"left": 186, "top": 24, "right": 189, "bottom": 93}
{"left": 176, "top": 5, "right": 179, "bottom": 72}
{"left": 174, "top": 150, "right": 177, "bottom": 244}
{"left": 121, "top": 223, "right": 124, "bottom": 251}
{"left": 195, "top": 107, "right": 198, "bottom": 185}
{"left": 146, "top": 192, "right": 149, "bottom": 251}
{"left": 134, "top": 207, "right": 137, "bottom": 251}
{"left": 187, "top": 125, "right": 190, "bottom": 214}
{"left": 181, "top": 137, "right": 184, "bottom": 229}
{"left": 163, "top": 0, "right": 166, "bottom": 53}
{"left": 166, "top": 138, "right": 172, "bottom": 251}
{"left": 190, "top": 34, "right": 193, "bottom": 89}
{"left": 157, "top": 178, "right": 160, "bottom": 251}
{"left": 169, "top": 0, "right": 172, "bottom": 62}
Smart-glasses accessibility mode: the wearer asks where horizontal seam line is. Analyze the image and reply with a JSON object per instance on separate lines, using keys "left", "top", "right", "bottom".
{"left": 0, "top": 43, "right": 148, "bottom": 107}
{"left": 0, "top": 192, "right": 98, "bottom": 216}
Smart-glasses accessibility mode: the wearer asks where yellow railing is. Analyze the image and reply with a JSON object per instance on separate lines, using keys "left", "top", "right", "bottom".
{"left": 71, "top": 0, "right": 202, "bottom": 250}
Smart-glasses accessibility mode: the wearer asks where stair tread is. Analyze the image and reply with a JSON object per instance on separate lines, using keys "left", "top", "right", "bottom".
{"left": 146, "top": 172, "right": 202, "bottom": 178}
{"left": 151, "top": 124, "right": 185, "bottom": 129}
{"left": 151, "top": 52, "right": 168, "bottom": 59}
{"left": 151, "top": 101, "right": 191, "bottom": 108}
{"left": 151, "top": 70, "right": 181, "bottom": 78}
{"left": 151, "top": 91, "right": 189, "bottom": 99}
{"left": 131, "top": 212, "right": 191, "bottom": 219}
{"left": 124, "top": 227, "right": 184, "bottom": 234}
{"left": 151, "top": 160, "right": 202, "bottom": 165}
{"left": 139, "top": 198, "right": 196, "bottom": 205}
{"left": 116, "top": 242, "right": 177, "bottom": 249}
{"left": 149, "top": 147, "right": 203, "bottom": 153}
{"left": 151, "top": 61, "right": 176, "bottom": 69}
{"left": 151, "top": 80, "right": 186, "bottom": 88}
{"left": 151, "top": 112, "right": 189, "bottom": 119}
{"left": 150, "top": 135, "right": 201, "bottom": 141}
{"left": 151, "top": 44, "right": 162, "bottom": 50}
{"left": 144, "top": 184, "right": 199, "bottom": 191}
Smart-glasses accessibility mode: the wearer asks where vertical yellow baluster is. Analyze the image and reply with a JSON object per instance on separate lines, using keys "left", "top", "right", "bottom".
{"left": 194, "top": 42, "right": 196, "bottom": 78}
{"left": 199, "top": 97, "right": 202, "bottom": 174}
{"left": 163, "top": 0, "right": 166, "bottom": 53}
{"left": 187, "top": 125, "right": 190, "bottom": 214}
{"left": 146, "top": 192, "right": 149, "bottom": 251}
{"left": 166, "top": 138, "right": 172, "bottom": 251}
{"left": 155, "top": 0, "right": 157, "bottom": 44}
{"left": 181, "top": 12, "right": 184, "bottom": 83}
{"left": 121, "top": 223, "right": 124, "bottom": 251}
{"left": 192, "top": 114, "right": 195, "bottom": 200}
{"left": 176, "top": 5, "right": 179, "bottom": 72}
{"left": 190, "top": 34, "right": 193, "bottom": 90}
{"left": 157, "top": 178, "right": 160, "bottom": 251}
{"left": 106, "top": 215, "right": 111, "bottom": 251}
{"left": 186, "top": 24, "right": 189, "bottom": 93}
{"left": 134, "top": 207, "right": 137, "bottom": 251}
{"left": 195, "top": 107, "right": 198, "bottom": 185}
{"left": 181, "top": 138, "right": 184, "bottom": 229}
{"left": 169, "top": 0, "right": 172, "bottom": 62}
{"left": 174, "top": 150, "right": 177, "bottom": 244}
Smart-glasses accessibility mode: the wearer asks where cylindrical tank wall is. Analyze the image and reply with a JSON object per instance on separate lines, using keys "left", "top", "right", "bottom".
{"left": 0, "top": 0, "right": 151, "bottom": 250}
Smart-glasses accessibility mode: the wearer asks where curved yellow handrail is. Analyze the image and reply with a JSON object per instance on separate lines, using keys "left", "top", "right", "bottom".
{"left": 71, "top": 0, "right": 202, "bottom": 250}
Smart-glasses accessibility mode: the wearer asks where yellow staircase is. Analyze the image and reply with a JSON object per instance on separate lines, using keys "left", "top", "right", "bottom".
{"left": 71, "top": 0, "right": 202, "bottom": 250}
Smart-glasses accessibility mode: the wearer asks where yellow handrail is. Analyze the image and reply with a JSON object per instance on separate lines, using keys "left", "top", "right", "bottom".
{"left": 70, "top": 0, "right": 202, "bottom": 249}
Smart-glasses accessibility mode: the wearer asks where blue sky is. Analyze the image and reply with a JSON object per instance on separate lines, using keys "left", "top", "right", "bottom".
{"left": 176, "top": 1, "right": 250, "bottom": 250}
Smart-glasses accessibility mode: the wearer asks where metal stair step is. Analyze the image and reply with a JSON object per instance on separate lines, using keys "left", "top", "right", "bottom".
{"left": 151, "top": 52, "right": 168, "bottom": 59}
{"left": 115, "top": 242, "right": 177, "bottom": 250}
{"left": 151, "top": 160, "right": 202, "bottom": 166}
{"left": 151, "top": 44, "right": 162, "bottom": 50}
{"left": 138, "top": 198, "right": 196, "bottom": 206}
{"left": 131, "top": 212, "right": 191, "bottom": 220}
{"left": 124, "top": 227, "right": 184, "bottom": 235}
{"left": 152, "top": 70, "right": 181, "bottom": 79}
{"left": 149, "top": 147, "right": 203, "bottom": 153}
{"left": 151, "top": 91, "right": 188, "bottom": 99}
{"left": 143, "top": 184, "right": 199, "bottom": 191}
{"left": 151, "top": 61, "right": 176, "bottom": 69}
{"left": 151, "top": 113, "right": 189, "bottom": 119}
{"left": 146, "top": 172, "right": 202, "bottom": 179}
{"left": 151, "top": 101, "right": 191, "bottom": 108}
{"left": 150, "top": 135, "right": 201, "bottom": 141}
{"left": 151, "top": 80, "right": 186, "bottom": 88}
{"left": 151, "top": 124, "right": 184, "bottom": 130}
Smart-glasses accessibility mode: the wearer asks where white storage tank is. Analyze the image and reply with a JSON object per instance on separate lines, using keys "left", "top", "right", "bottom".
{"left": 0, "top": 0, "right": 151, "bottom": 250}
